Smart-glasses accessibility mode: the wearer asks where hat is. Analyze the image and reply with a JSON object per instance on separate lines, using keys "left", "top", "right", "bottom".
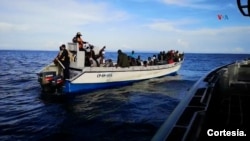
{"left": 61, "top": 44, "right": 66, "bottom": 48}
{"left": 77, "top": 32, "right": 82, "bottom": 36}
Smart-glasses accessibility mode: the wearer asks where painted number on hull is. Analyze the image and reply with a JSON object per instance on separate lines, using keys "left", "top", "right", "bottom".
{"left": 97, "top": 73, "right": 112, "bottom": 78}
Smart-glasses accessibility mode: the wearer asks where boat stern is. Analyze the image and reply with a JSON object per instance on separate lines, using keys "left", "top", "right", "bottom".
{"left": 37, "top": 63, "right": 64, "bottom": 93}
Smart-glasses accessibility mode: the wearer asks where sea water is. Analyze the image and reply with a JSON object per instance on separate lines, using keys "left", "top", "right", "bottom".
{"left": 0, "top": 50, "right": 249, "bottom": 141}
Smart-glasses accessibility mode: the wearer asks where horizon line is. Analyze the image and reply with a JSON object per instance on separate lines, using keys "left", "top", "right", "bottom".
{"left": 0, "top": 49, "right": 249, "bottom": 55}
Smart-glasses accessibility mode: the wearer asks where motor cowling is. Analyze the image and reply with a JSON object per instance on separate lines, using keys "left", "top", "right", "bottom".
{"left": 37, "top": 71, "right": 64, "bottom": 93}
{"left": 51, "top": 75, "right": 64, "bottom": 87}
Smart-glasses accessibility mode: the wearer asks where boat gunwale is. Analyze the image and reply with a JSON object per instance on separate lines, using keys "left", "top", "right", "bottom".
{"left": 67, "top": 61, "right": 183, "bottom": 82}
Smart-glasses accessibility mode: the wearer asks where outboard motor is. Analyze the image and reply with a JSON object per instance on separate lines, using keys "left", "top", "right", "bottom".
{"left": 37, "top": 71, "right": 64, "bottom": 93}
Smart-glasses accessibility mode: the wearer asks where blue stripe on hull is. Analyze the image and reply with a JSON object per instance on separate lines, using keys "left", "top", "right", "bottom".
{"left": 63, "top": 71, "right": 178, "bottom": 94}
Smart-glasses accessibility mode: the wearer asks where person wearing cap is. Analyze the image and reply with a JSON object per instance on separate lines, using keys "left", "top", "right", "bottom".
{"left": 57, "top": 44, "right": 70, "bottom": 79}
{"left": 73, "top": 32, "right": 88, "bottom": 51}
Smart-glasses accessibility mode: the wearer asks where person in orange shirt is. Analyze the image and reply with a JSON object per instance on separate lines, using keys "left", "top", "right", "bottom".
{"left": 73, "top": 32, "right": 88, "bottom": 51}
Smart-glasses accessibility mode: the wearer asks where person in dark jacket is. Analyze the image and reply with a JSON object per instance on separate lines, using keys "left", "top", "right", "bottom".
{"left": 117, "top": 49, "right": 129, "bottom": 67}
{"left": 58, "top": 44, "right": 70, "bottom": 79}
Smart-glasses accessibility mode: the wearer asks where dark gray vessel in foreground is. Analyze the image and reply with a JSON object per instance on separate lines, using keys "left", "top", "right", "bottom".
{"left": 152, "top": 58, "right": 250, "bottom": 141}
{"left": 152, "top": 1, "right": 250, "bottom": 140}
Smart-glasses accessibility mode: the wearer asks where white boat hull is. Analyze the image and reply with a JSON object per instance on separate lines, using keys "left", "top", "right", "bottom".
{"left": 64, "top": 62, "right": 182, "bottom": 94}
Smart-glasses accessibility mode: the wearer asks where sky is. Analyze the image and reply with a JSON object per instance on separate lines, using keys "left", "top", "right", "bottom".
{"left": 0, "top": 0, "right": 250, "bottom": 53}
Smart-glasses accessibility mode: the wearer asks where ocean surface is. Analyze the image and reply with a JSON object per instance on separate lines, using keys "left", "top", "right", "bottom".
{"left": 0, "top": 50, "right": 249, "bottom": 141}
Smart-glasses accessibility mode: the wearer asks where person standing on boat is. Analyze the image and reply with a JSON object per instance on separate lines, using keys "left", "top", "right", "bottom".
{"left": 54, "top": 46, "right": 63, "bottom": 76}
{"left": 117, "top": 49, "right": 129, "bottom": 67}
{"left": 58, "top": 44, "right": 70, "bottom": 79}
{"left": 73, "top": 32, "right": 88, "bottom": 51}
{"left": 89, "top": 45, "right": 99, "bottom": 67}
{"left": 95, "top": 46, "right": 106, "bottom": 66}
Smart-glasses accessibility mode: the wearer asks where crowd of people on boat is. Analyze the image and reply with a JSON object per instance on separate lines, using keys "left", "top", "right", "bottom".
{"left": 115, "top": 49, "right": 184, "bottom": 68}
{"left": 54, "top": 32, "right": 184, "bottom": 79}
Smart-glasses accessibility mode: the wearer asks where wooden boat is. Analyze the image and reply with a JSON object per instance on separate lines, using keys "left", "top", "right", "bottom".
{"left": 37, "top": 43, "right": 183, "bottom": 94}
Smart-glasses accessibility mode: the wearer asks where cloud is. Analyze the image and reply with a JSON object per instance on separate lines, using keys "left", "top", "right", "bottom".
{"left": 161, "top": 0, "right": 219, "bottom": 10}
{"left": 146, "top": 19, "right": 199, "bottom": 32}
{"left": 0, "top": 0, "right": 129, "bottom": 33}
{"left": 0, "top": 0, "right": 130, "bottom": 50}
{"left": 177, "top": 39, "right": 190, "bottom": 48}
{"left": 0, "top": 22, "right": 29, "bottom": 32}
{"left": 232, "top": 47, "right": 244, "bottom": 53}
{"left": 0, "top": 0, "right": 249, "bottom": 53}
{"left": 144, "top": 18, "right": 250, "bottom": 53}
{"left": 147, "top": 21, "right": 177, "bottom": 32}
